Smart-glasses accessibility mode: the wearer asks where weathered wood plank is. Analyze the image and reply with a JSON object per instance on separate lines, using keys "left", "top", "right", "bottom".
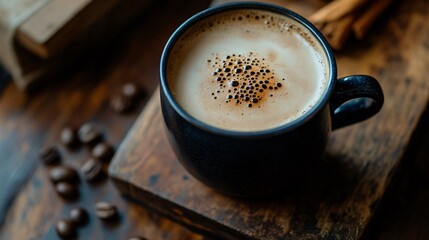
{"left": 16, "top": 0, "right": 121, "bottom": 59}
{"left": 109, "top": 0, "right": 429, "bottom": 239}
{"left": 0, "top": 0, "right": 211, "bottom": 239}
{"left": 18, "top": 0, "right": 93, "bottom": 45}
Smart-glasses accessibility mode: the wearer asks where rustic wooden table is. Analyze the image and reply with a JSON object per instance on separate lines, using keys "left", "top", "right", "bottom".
{"left": 0, "top": 0, "right": 428, "bottom": 239}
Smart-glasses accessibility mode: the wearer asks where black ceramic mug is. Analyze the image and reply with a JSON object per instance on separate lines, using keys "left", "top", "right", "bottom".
{"left": 160, "top": 3, "right": 384, "bottom": 197}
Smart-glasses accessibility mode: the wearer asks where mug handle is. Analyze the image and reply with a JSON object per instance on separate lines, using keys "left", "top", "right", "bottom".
{"left": 330, "top": 75, "right": 384, "bottom": 130}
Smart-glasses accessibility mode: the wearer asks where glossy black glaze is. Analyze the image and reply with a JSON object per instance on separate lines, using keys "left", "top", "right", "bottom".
{"left": 162, "top": 88, "right": 331, "bottom": 196}
{"left": 159, "top": 3, "right": 384, "bottom": 197}
{"left": 330, "top": 75, "right": 384, "bottom": 130}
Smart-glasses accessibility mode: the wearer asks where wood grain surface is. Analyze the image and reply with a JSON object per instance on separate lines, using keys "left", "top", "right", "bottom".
{"left": 109, "top": 0, "right": 429, "bottom": 239}
{"left": 362, "top": 108, "right": 429, "bottom": 240}
{"left": 0, "top": 0, "right": 211, "bottom": 239}
{"left": 0, "top": 0, "right": 428, "bottom": 239}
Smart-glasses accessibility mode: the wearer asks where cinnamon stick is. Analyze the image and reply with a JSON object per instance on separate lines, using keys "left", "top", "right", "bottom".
{"left": 309, "top": 0, "right": 394, "bottom": 50}
{"left": 309, "top": 0, "right": 370, "bottom": 23}
{"left": 352, "top": 0, "right": 393, "bottom": 39}
{"left": 324, "top": 15, "right": 356, "bottom": 50}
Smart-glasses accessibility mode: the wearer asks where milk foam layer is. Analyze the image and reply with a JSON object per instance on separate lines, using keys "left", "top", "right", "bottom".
{"left": 167, "top": 9, "right": 329, "bottom": 132}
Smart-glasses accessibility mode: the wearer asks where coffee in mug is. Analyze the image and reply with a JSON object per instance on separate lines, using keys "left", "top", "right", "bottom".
{"left": 167, "top": 9, "right": 329, "bottom": 131}
{"left": 160, "top": 3, "right": 384, "bottom": 197}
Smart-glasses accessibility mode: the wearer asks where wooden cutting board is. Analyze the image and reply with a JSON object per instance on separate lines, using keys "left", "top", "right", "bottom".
{"left": 108, "top": 0, "right": 429, "bottom": 239}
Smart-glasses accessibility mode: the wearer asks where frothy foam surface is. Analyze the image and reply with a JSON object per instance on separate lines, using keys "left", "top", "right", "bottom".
{"left": 167, "top": 9, "right": 329, "bottom": 132}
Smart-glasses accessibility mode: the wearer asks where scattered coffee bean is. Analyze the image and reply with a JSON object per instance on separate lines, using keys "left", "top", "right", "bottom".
{"left": 128, "top": 237, "right": 148, "bottom": 240}
{"left": 81, "top": 158, "right": 104, "bottom": 181}
{"left": 91, "top": 142, "right": 114, "bottom": 162}
{"left": 110, "top": 95, "right": 132, "bottom": 113}
{"left": 55, "top": 182, "right": 78, "bottom": 199}
{"left": 56, "top": 219, "right": 76, "bottom": 239}
{"left": 69, "top": 207, "right": 88, "bottom": 226}
{"left": 95, "top": 202, "right": 117, "bottom": 220}
{"left": 122, "top": 83, "right": 140, "bottom": 100}
{"left": 60, "top": 127, "right": 79, "bottom": 148}
{"left": 78, "top": 123, "right": 102, "bottom": 145}
{"left": 128, "top": 237, "right": 147, "bottom": 240}
{"left": 39, "top": 147, "right": 60, "bottom": 165}
{"left": 50, "top": 166, "right": 79, "bottom": 183}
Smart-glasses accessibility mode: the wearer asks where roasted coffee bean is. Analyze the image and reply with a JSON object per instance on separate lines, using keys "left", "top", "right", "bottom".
{"left": 110, "top": 95, "right": 132, "bottom": 113}
{"left": 128, "top": 237, "right": 148, "bottom": 240}
{"left": 56, "top": 219, "right": 76, "bottom": 239}
{"left": 91, "top": 142, "right": 114, "bottom": 162}
{"left": 81, "top": 158, "right": 103, "bottom": 181}
{"left": 60, "top": 127, "right": 79, "bottom": 148}
{"left": 78, "top": 123, "right": 102, "bottom": 145}
{"left": 39, "top": 147, "right": 60, "bottom": 165}
{"left": 69, "top": 207, "right": 88, "bottom": 225}
{"left": 50, "top": 166, "right": 79, "bottom": 183}
{"left": 95, "top": 202, "right": 117, "bottom": 220}
{"left": 55, "top": 182, "right": 78, "bottom": 199}
{"left": 122, "top": 83, "right": 140, "bottom": 100}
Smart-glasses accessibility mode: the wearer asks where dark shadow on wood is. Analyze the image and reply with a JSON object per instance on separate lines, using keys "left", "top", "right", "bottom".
{"left": 362, "top": 100, "right": 429, "bottom": 240}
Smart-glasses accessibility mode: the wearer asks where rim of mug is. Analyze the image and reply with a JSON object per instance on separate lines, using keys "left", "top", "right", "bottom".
{"left": 160, "top": 2, "right": 337, "bottom": 138}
